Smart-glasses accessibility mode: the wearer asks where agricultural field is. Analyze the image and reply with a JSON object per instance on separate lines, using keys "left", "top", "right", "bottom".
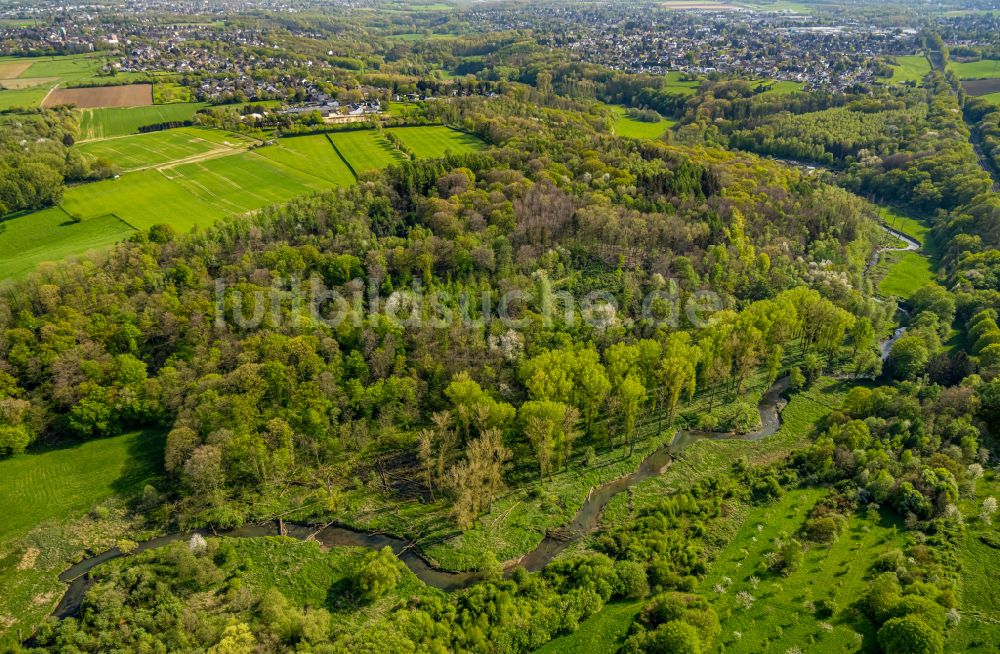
{"left": 4, "top": 126, "right": 472, "bottom": 280}
{"left": 255, "top": 134, "right": 357, "bottom": 186}
{"left": 79, "top": 103, "right": 210, "bottom": 139}
{"left": 76, "top": 127, "right": 249, "bottom": 171}
{"left": 887, "top": 54, "right": 932, "bottom": 85}
{"left": 0, "top": 430, "right": 164, "bottom": 643}
{"left": 0, "top": 53, "right": 108, "bottom": 110}
{"left": 877, "top": 250, "right": 937, "bottom": 299}
{"left": 387, "top": 125, "right": 485, "bottom": 158}
{"left": 961, "top": 78, "right": 1000, "bottom": 97}
{"left": 0, "top": 207, "right": 135, "bottom": 280}
{"left": 608, "top": 105, "right": 675, "bottom": 140}
{"left": 948, "top": 58, "right": 1000, "bottom": 79}
{"left": 329, "top": 129, "right": 408, "bottom": 173}
{"left": 43, "top": 83, "right": 153, "bottom": 108}
{"left": 60, "top": 150, "right": 335, "bottom": 232}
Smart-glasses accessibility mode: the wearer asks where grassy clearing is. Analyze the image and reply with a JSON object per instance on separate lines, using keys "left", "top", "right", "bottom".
{"left": 881, "top": 207, "right": 931, "bottom": 245}
{"left": 663, "top": 71, "right": 702, "bottom": 95}
{"left": 534, "top": 600, "right": 643, "bottom": 654}
{"left": 949, "top": 471, "right": 1000, "bottom": 653}
{"left": 0, "top": 430, "right": 164, "bottom": 643}
{"left": 329, "top": 129, "right": 407, "bottom": 172}
{"left": 888, "top": 55, "right": 932, "bottom": 84}
{"left": 948, "top": 59, "right": 1000, "bottom": 79}
{"left": 977, "top": 91, "right": 1000, "bottom": 105}
{"left": 79, "top": 103, "right": 209, "bottom": 140}
{"left": 387, "top": 125, "right": 485, "bottom": 158}
{"left": 0, "top": 207, "right": 135, "bottom": 280}
{"left": 76, "top": 127, "right": 237, "bottom": 171}
{"left": 877, "top": 250, "right": 936, "bottom": 299}
{"left": 751, "top": 80, "right": 805, "bottom": 95}
{"left": 256, "top": 134, "right": 357, "bottom": 186}
{"left": 700, "top": 488, "right": 907, "bottom": 653}
{"left": 0, "top": 430, "right": 163, "bottom": 544}
{"left": 609, "top": 106, "right": 675, "bottom": 140}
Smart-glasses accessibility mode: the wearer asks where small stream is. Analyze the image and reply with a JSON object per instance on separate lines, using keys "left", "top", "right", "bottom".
{"left": 51, "top": 330, "right": 898, "bottom": 619}
{"left": 51, "top": 377, "right": 794, "bottom": 619}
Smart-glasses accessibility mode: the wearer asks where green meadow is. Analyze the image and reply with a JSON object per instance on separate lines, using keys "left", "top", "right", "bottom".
{"left": 888, "top": 55, "right": 932, "bottom": 84}
{"left": 77, "top": 127, "right": 244, "bottom": 171}
{"left": 256, "top": 134, "right": 357, "bottom": 185}
{"left": 948, "top": 58, "right": 1000, "bottom": 79}
{"left": 1, "top": 126, "right": 483, "bottom": 280}
{"left": 978, "top": 91, "right": 1000, "bottom": 105}
{"left": 877, "top": 250, "right": 936, "bottom": 299}
{"left": 535, "top": 601, "right": 643, "bottom": 654}
{"left": 387, "top": 125, "right": 485, "bottom": 157}
{"left": 329, "top": 129, "right": 407, "bottom": 172}
{"left": 699, "top": 489, "right": 907, "bottom": 653}
{"left": 0, "top": 430, "right": 164, "bottom": 643}
{"left": 79, "top": 102, "right": 210, "bottom": 140}
{"left": 609, "top": 105, "right": 675, "bottom": 140}
{"left": 0, "top": 208, "right": 135, "bottom": 279}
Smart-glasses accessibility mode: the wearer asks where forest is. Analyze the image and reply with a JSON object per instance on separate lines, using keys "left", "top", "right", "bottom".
{"left": 1, "top": 7, "right": 999, "bottom": 654}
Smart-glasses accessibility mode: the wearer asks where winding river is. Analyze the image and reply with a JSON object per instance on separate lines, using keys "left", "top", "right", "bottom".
{"left": 51, "top": 324, "right": 903, "bottom": 620}
{"left": 51, "top": 377, "right": 794, "bottom": 618}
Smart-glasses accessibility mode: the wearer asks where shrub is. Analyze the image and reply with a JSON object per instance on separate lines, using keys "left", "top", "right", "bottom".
{"left": 877, "top": 615, "right": 943, "bottom": 654}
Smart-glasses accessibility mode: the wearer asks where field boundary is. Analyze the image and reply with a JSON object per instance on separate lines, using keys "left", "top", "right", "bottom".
{"left": 325, "top": 133, "right": 360, "bottom": 179}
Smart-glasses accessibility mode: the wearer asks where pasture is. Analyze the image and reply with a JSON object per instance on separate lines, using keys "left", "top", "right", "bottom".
{"left": 76, "top": 127, "right": 243, "bottom": 171}
{"left": 608, "top": 105, "right": 675, "bottom": 140}
{"left": 877, "top": 250, "right": 937, "bottom": 299}
{"left": 387, "top": 125, "right": 485, "bottom": 157}
{"left": 662, "top": 71, "right": 702, "bottom": 95}
{"left": 329, "top": 129, "right": 407, "bottom": 172}
{"left": 948, "top": 58, "right": 1000, "bottom": 79}
{"left": 535, "top": 601, "right": 642, "bottom": 654}
{"left": 255, "top": 134, "right": 357, "bottom": 186}
{"left": 888, "top": 54, "right": 932, "bottom": 84}
{"left": 0, "top": 208, "right": 135, "bottom": 280}
{"left": 43, "top": 83, "right": 152, "bottom": 108}
{"left": 977, "top": 90, "right": 1000, "bottom": 106}
{"left": 79, "top": 102, "right": 209, "bottom": 139}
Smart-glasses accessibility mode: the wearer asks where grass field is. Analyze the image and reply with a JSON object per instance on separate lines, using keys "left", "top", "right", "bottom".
{"left": 255, "top": 134, "right": 357, "bottom": 185}
{"left": 387, "top": 125, "right": 485, "bottom": 157}
{"left": 0, "top": 430, "right": 164, "bottom": 643}
{"left": 0, "top": 207, "right": 135, "bottom": 280}
{"left": 699, "top": 488, "right": 907, "bottom": 653}
{"left": 3, "top": 126, "right": 466, "bottom": 279}
{"left": 888, "top": 55, "right": 932, "bottom": 84}
{"left": 949, "top": 472, "right": 1000, "bottom": 653}
{"left": 882, "top": 207, "right": 931, "bottom": 245}
{"left": 978, "top": 91, "right": 1000, "bottom": 106}
{"left": 329, "top": 129, "right": 408, "bottom": 172}
{"left": 663, "top": 71, "right": 702, "bottom": 95}
{"left": 948, "top": 58, "right": 1000, "bottom": 79}
{"left": 877, "top": 250, "right": 936, "bottom": 299}
{"left": 535, "top": 601, "right": 643, "bottom": 654}
{"left": 76, "top": 127, "right": 242, "bottom": 171}
{"left": 0, "top": 431, "right": 163, "bottom": 544}
{"left": 0, "top": 53, "right": 108, "bottom": 110}
{"left": 79, "top": 103, "right": 209, "bottom": 140}
{"left": 609, "top": 106, "right": 675, "bottom": 140}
